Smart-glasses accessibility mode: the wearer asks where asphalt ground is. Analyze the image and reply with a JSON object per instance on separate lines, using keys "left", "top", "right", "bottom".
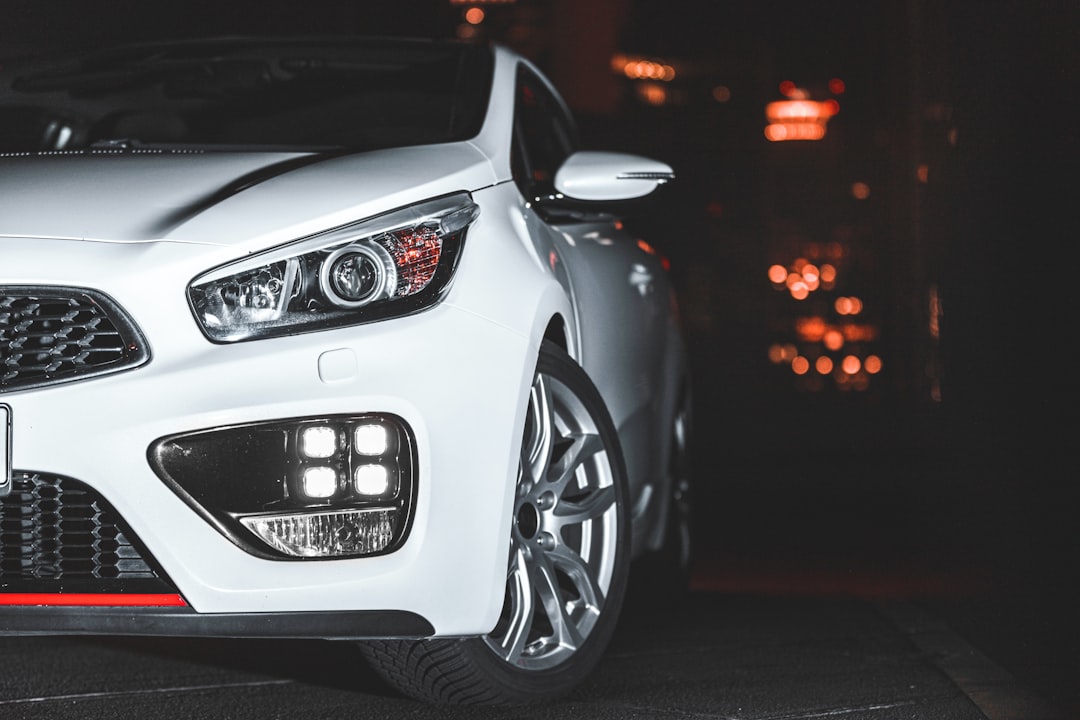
{"left": 0, "top": 593, "right": 1046, "bottom": 720}
{"left": 688, "top": 434, "right": 1080, "bottom": 719}
{"left": 1, "top": 438, "right": 1075, "bottom": 719}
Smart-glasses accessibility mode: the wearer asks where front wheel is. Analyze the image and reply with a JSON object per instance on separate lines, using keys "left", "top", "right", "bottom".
{"left": 361, "top": 341, "right": 630, "bottom": 704}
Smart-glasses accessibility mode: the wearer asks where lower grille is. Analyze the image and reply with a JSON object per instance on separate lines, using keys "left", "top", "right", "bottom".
{"left": 0, "top": 472, "right": 175, "bottom": 594}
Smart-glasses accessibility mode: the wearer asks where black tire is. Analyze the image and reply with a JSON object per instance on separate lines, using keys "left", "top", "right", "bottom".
{"left": 360, "top": 341, "right": 631, "bottom": 705}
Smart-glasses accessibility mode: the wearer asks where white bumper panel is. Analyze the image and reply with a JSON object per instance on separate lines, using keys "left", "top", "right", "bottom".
{"left": 4, "top": 302, "right": 532, "bottom": 636}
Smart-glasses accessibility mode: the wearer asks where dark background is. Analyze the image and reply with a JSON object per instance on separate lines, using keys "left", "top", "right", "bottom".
{"left": 3, "top": 0, "right": 1078, "bottom": 712}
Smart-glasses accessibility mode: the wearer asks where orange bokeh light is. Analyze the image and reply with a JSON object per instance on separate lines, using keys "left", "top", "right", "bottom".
{"left": 841, "top": 355, "right": 861, "bottom": 374}
{"left": 842, "top": 323, "right": 877, "bottom": 342}
{"left": 829, "top": 77, "right": 846, "bottom": 95}
{"left": 765, "top": 123, "right": 826, "bottom": 142}
{"left": 764, "top": 98, "right": 837, "bottom": 143}
{"left": 851, "top": 182, "right": 871, "bottom": 200}
{"left": 835, "top": 296, "right": 862, "bottom": 315}
{"left": 768, "top": 264, "right": 788, "bottom": 284}
{"left": 791, "top": 356, "right": 810, "bottom": 375}
{"left": 618, "top": 57, "right": 676, "bottom": 82}
{"left": 464, "top": 7, "right": 486, "bottom": 23}
{"left": 789, "top": 282, "right": 810, "bottom": 300}
{"left": 795, "top": 316, "right": 826, "bottom": 341}
{"left": 823, "top": 329, "right": 844, "bottom": 351}
{"left": 820, "top": 263, "right": 837, "bottom": 282}
{"left": 637, "top": 83, "right": 668, "bottom": 106}
{"left": 864, "top": 355, "right": 883, "bottom": 374}
{"left": 816, "top": 356, "right": 834, "bottom": 374}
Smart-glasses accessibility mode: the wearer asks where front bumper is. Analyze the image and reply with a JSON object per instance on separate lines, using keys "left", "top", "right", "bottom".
{"left": 2, "top": 287, "right": 532, "bottom": 637}
{"left": 0, "top": 605, "right": 434, "bottom": 640}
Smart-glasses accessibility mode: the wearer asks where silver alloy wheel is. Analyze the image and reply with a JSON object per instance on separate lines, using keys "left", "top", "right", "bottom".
{"left": 482, "top": 364, "right": 619, "bottom": 670}
{"left": 359, "top": 343, "right": 629, "bottom": 705}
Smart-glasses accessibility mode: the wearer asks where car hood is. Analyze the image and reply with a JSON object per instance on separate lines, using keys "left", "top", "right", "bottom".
{"left": 0, "top": 143, "right": 497, "bottom": 254}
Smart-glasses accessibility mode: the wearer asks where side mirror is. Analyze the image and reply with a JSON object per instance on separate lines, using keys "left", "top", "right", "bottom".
{"left": 553, "top": 151, "right": 674, "bottom": 202}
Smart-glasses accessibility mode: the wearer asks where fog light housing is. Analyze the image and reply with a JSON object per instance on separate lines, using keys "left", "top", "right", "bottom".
{"left": 149, "top": 414, "right": 416, "bottom": 559}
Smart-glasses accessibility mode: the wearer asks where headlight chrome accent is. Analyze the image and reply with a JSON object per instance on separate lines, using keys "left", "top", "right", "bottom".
{"left": 189, "top": 193, "right": 479, "bottom": 342}
{"left": 149, "top": 414, "right": 416, "bottom": 559}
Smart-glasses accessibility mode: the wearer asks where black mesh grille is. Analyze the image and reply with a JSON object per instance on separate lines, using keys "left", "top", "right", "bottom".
{"left": 1, "top": 286, "right": 149, "bottom": 392}
{"left": 0, "top": 472, "right": 175, "bottom": 594}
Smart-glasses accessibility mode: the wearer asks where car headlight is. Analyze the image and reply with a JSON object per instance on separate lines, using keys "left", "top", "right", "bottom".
{"left": 189, "top": 193, "right": 480, "bottom": 342}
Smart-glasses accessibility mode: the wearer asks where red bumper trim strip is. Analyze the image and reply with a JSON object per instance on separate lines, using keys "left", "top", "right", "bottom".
{"left": 0, "top": 593, "right": 186, "bottom": 607}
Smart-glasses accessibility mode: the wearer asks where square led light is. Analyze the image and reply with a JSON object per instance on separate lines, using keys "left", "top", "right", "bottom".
{"left": 354, "top": 424, "right": 389, "bottom": 455}
{"left": 301, "top": 426, "right": 338, "bottom": 459}
{"left": 355, "top": 464, "right": 390, "bottom": 496}
{"left": 302, "top": 466, "right": 338, "bottom": 498}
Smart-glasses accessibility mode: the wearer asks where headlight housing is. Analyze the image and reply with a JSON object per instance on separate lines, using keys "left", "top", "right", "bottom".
{"left": 189, "top": 193, "right": 479, "bottom": 342}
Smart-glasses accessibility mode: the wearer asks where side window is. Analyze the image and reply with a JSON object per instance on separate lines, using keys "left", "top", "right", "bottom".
{"left": 511, "top": 67, "right": 578, "bottom": 200}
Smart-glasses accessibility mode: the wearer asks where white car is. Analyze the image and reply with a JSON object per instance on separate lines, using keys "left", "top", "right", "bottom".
{"left": 0, "top": 37, "right": 691, "bottom": 704}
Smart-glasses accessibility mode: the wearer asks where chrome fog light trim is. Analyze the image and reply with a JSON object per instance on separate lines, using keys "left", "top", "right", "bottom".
{"left": 240, "top": 508, "right": 397, "bottom": 558}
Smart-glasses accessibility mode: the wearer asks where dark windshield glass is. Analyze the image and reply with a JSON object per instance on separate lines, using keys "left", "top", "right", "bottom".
{"left": 0, "top": 37, "right": 493, "bottom": 153}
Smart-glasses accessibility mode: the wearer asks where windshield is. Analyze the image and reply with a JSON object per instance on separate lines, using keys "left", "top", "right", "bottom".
{"left": 0, "top": 37, "right": 494, "bottom": 153}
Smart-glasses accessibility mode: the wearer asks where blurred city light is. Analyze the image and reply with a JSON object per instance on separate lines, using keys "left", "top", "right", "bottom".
{"left": 765, "top": 96, "right": 838, "bottom": 142}
{"left": 712, "top": 85, "right": 732, "bottom": 103}
{"left": 611, "top": 54, "right": 676, "bottom": 82}
{"left": 636, "top": 82, "right": 669, "bottom": 106}
{"left": 851, "top": 182, "right": 871, "bottom": 199}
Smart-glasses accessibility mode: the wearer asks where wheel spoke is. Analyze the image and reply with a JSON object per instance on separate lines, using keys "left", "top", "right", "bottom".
{"left": 530, "top": 549, "right": 586, "bottom": 653}
{"left": 492, "top": 545, "right": 535, "bottom": 663}
{"left": 549, "top": 542, "right": 605, "bottom": 614}
{"left": 551, "top": 485, "right": 615, "bottom": 529}
{"left": 545, "top": 431, "right": 604, "bottom": 494}
{"left": 522, "top": 373, "right": 554, "bottom": 489}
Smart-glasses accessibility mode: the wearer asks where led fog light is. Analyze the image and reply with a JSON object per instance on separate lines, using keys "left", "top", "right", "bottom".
{"left": 300, "top": 426, "right": 338, "bottom": 459}
{"left": 150, "top": 413, "right": 416, "bottom": 560}
{"left": 354, "top": 424, "right": 388, "bottom": 455}
{"left": 302, "top": 466, "right": 338, "bottom": 499}
{"left": 354, "top": 464, "right": 390, "bottom": 496}
{"left": 240, "top": 508, "right": 397, "bottom": 558}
